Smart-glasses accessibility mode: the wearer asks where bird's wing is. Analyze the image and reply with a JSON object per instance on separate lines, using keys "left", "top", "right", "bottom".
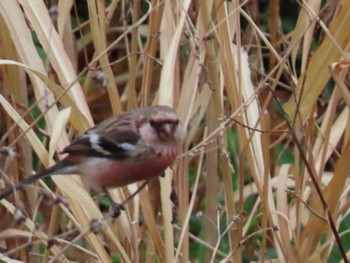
{"left": 62, "top": 113, "right": 141, "bottom": 159}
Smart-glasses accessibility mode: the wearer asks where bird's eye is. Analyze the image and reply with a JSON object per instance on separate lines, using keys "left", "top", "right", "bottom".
{"left": 150, "top": 120, "right": 155, "bottom": 127}
{"left": 175, "top": 119, "right": 179, "bottom": 126}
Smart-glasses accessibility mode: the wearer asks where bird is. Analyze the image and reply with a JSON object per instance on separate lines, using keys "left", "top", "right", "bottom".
{"left": 0, "top": 105, "right": 185, "bottom": 217}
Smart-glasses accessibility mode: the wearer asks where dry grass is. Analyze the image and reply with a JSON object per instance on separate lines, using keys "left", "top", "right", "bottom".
{"left": 0, "top": 0, "right": 350, "bottom": 262}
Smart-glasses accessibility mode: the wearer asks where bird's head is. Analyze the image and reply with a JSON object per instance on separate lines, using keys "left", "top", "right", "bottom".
{"left": 136, "top": 105, "right": 185, "bottom": 156}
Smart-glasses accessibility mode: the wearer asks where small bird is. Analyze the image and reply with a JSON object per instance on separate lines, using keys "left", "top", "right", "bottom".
{"left": 0, "top": 105, "right": 185, "bottom": 217}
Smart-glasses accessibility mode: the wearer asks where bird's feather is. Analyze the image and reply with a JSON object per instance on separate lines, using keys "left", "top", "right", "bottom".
{"left": 62, "top": 112, "right": 141, "bottom": 159}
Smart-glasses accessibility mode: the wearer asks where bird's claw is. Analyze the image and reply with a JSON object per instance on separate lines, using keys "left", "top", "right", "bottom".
{"left": 111, "top": 202, "right": 125, "bottom": 218}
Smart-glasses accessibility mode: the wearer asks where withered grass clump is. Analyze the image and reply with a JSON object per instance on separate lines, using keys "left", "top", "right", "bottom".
{"left": 0, "top": 1, "right": 350, "bottom": 262}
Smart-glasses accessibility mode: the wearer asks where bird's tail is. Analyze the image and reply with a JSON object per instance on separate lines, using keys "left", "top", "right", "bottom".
{"left": 0, "top": 162, "right": 69, "bottom": 200}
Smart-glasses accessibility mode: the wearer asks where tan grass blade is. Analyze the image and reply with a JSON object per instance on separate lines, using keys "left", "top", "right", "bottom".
{"left": 299, "top": 132, "right": 350, "bottom": 260}
{"left": 283, "top": 1, "right": 350, "bottom": 122}
{"left": 3, "top": 227, "right": 100, "bottom": 259}
{"left": 139, "top": 189, "right": 166, "bottom": 262}
{"left": 158, "top": 0, "right": 191, "bottom": 106}
{"left": 126, "top": 0, "right": 140, "bottom": 109}
{"left": 0, "top": 228, "right": 33, "bottom": 239}
{"left": 276, "top": 165, "right": 297, "bottom": 262}
{"left": 0, "top": 59, "right": 91, "bottom": 133}
{"left": 87, "top": 0, "right": 121, "bottom": 113}
{"left": 0, "top": 91, "right": 125, "bottom": 261}
{"left": 330, "top": 60, "right": 350, "bottom": 110}
{"left": 175, "top": 128, "right": 205, "bottom": 262}
{"left": 0, "top": 199, "right": 69, "bottom": 262}
{"left": 48, "top": 107, "right": 71, "bottom": 161}
{"left": 177, "top": 43, "right": 203, "bottom": 129}
{"left": 157, "top": 0, "right": 191, "bottom": 261}
{"left": 19, "top": 0, "right": 93, "bottom": 122}
{"left": 107, "top": 188, "right": 134, "bottom": 245}
{"left": 0, "top": 93, "right": 50, "bottom": 167}
{"left": 57, "top": 0, "right": 74, "bottom": 38}
{"left": 0, "top": 254, "right": 24, "bottom": 263}
{"left": 140, "top": 2, "right": 165, "bottom": 105}
{"left": 312, "top": 88, "right": 342, "bottom": 177}
{"left": 290, "top": 0, "right": 321, "bottom": 74}
{"left": 57, "top": 176, "right": 131, "bottom": 262}
{"left": 159, "top": 170, "right": 175, "bottom": 262}
{"left": 215, "top": 1, "right": 284, "bottom": 258}
{"left": 187, "top": 86, "right": 213, "bottom": 142}
{"left": 198, "top": 1, "right": 239, "bottom": 260}
{"left": 0, "top": 0, "right": 70, "bottom": 147}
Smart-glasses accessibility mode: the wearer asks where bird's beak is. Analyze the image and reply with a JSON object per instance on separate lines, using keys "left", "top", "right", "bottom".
{"left": 162, "top": 123, "right": 173, "bottom": 136}
{"left": 160, "top": 122, "right": 177, "bottom": 138}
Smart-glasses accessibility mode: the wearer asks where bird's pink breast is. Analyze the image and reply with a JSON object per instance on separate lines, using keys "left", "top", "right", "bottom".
{"left": 78, "top": 156, "right": 175, "bottom": 187}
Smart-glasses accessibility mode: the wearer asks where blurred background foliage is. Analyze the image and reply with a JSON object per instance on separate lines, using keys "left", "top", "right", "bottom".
{"left": 0, "top": 0, "right": 350, "bottom": 262}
